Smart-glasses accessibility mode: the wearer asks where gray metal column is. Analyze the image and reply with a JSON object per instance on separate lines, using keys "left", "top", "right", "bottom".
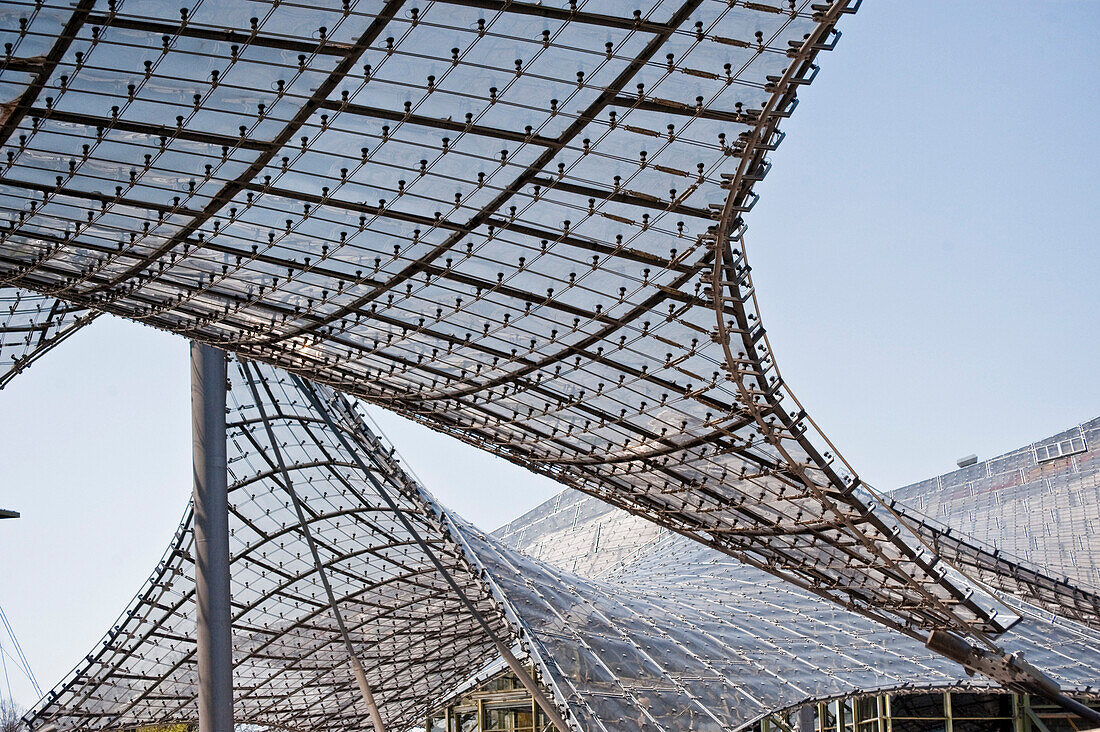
{"left": 798, "top": 704, "right": 815, "bottom": 732}
{"left": 191, "top": 342, "right": 233, "bottom": 732}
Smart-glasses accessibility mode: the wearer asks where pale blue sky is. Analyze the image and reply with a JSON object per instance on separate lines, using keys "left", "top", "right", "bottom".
{"left": 1, "top": 0, "right": 1097, "bottom": 711}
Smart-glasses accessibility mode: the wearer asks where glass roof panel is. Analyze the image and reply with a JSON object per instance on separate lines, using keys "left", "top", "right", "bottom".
{"left": 0, "top": 0, "right": 1027, "bottom": 648}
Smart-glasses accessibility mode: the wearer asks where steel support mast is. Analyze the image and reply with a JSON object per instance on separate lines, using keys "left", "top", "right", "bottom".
{"left": 191, "top": 342, "right": 233, "bottom": 732}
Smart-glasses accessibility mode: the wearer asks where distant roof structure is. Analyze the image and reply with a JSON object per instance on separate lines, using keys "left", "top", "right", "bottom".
{"left": 25, "top": 364, "right": 1100, "bottom": 732}
{"left": 0, "top": 0, "right": 1029, "bottom": 648}
{"left": 468, "top": 530, "right": 1100, "bottom": 731}
{"left": 494, "top": 418, "right": 1100, "bottom": 632}
{"left": 890, "top": 418, "right": 1100, "bottom": 592}
{"left": 885, "top": 418, "right": 1100, "bottom": 631}
{"left": 484, "top": 418, "right": 1100, "bottom": 727}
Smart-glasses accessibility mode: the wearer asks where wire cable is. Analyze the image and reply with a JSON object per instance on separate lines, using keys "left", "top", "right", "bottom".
{"left": 0, "top": 603, "right": 41, "bottom": 697}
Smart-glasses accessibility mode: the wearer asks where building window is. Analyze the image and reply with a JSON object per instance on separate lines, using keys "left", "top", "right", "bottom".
{"left": 484, "top": 705, "right": 535, "bottom": 731}
{"left": 452, "top": 709, "right": 478, "bottom": 732}
{"left": 1035, "top": 437, "right": 1087, "bottom": 462}
{"left": 951, "top": 692, "right": 1014, "bottom": 732}
{"left": 426, "top": 665, "right": 546, "bottom": 732}
{"left": 889, "top": 692, "right": 947, "bottom": 732}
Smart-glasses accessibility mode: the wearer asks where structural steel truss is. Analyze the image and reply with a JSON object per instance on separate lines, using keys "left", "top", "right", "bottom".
{"left": 0, "top": 0, "right": 1035, "bottom": 653}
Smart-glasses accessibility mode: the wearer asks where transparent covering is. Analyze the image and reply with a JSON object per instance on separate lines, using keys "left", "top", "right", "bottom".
{"left": 27, "top": 358, "right": 1100, "bottom": 732}
{"left": 0, "top": 0, "right": 1019, "bottom": 644}
{"left": 486, "top": 442, "right": 1100, "bottom": 730}
{"left": 24, "top": 357, "right": 570, "bottom": 731}
{"left": 0, "top": 287, "right": 96, "bottom": 387}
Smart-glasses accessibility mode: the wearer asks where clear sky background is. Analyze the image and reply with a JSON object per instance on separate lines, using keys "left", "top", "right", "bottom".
{"left": 1, "top": 0, "right": 1097, "bottom": 711}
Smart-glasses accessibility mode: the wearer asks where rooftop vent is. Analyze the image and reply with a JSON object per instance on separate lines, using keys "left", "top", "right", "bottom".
{"left": 956, "top": 454, "right": 978, "bottom": 468}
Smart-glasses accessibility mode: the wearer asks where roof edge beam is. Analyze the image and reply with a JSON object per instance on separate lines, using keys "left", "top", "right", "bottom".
{"left": 611, "top": 95, "right": 750, "bottom": 124}
{"left": 529, "top": 175, "right": 714, "bottom": 220}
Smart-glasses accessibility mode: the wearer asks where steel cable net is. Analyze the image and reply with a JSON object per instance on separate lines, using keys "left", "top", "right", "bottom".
{"left": 0, "top": 287, "right": 96, "bottom": 387}
{"left": 26, "top": 395, "right": 1100, "bottom": 732}
{"left": 25, "top": 358, "right": 535, "bottom": 731}
{"left": 478, "top": 484, "right": 1100, "bottom": 732}
{"left": 0, "top": 0, "right": 1019, "bottom": 642}
{"left": 473, "top": 530, "right": 1100, "bottom": 732}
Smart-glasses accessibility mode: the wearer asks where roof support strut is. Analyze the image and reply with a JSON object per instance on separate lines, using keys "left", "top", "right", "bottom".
{"left": 191, "top": 342, "right": 233, "bottom": 732}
